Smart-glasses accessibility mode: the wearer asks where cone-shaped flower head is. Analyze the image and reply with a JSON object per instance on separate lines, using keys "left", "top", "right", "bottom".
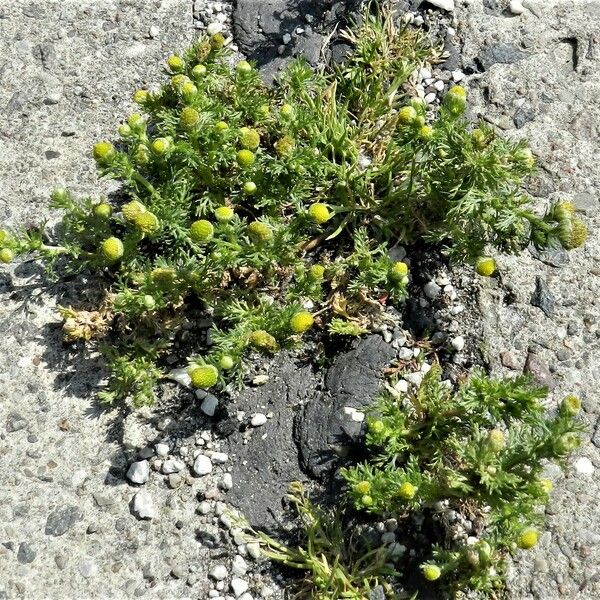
{"left": 133, "top": 89, "right": 149, "bottom": 104}
{"left": 290, "top": 311, "right": 314, "bottom": 334}
{"left": 398, "top": 106, "right": 417, "bottom": 125}
{"left": 166, "top": 55, "right": 184, "bottom": 72}
{"left": 122, "top": 200, "right": 147, "bottom": 222}
{"left": 93, "top": 141, "right": 115, "bottom": 163}
{"left": 274, "top": 135, "right": 295, "bottom": 156}
{"left": 180, "top": 107, "right": 200, "bottom": 129}
{"left": 219, "top": 355, "right": 235, "bottom": 370}
{"left": 354, "top": 481, "right": 371, "bottom": 495}
{"left": 134, "top": 211, "right": 160, "bottom": 235}
{"left": 309, "top": 264, "right": 325, "bottom": 281}
{"left": 517, "top": 528, "right": 539, "bottom": 550}
{"left": 487, "top": 429, "right": 505, "bottom": 452}
{"left": 308, "top": 203, "right": 331, "bottom": 225}
{"left": 398, "top": 482, "right": 417, "bottom": 500}
{"left": 249, "top": 330, "right": 279, "bottom": 353}
{"left": 389, "top": 261, "right": 409, "bottom": 282}
{"left": 192, "top": 64, "right": 207, "bottom": 79}
{"left": 189, "top": 365, "right": 219, "bottom": 389}
{"left": 0, "top": 248, "right": 14, "bottom": 264}
{"left": 236, "top": 60, "right": 252, "bottom": 74}
{"left": 561, "top": 394, "right": 581, "bottom": 416}
{"left": 236, "top": 149, "right": 255, "bottom": 167}
{"left": 247, "top": 221, "right": 273, "bottom": 243}
{"left": 190, "top": 219, "right": 214, "bottom": 243}
{"left": 101, "top": 237, "right": 124, "bottom": 262}
{"left": 93, "top": 202, "right": 112, "bottom": 219}
{"left": 239, "top": 127, "right": 260, "bottom": 150}
{"left": 214, "top": 206, "right": 235, "bottom": 222}
{"left": 421, "top": 564, "right": 441, "bottom": 581}
{"left": 476, "top": 256, "right": 496, "bottom": 277}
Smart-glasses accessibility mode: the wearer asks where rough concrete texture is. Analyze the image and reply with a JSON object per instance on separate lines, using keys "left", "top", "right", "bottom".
{"left": 459, "top": 1, "right": 600, "bottom": 598}
{"left": 1, "top": 0, "right": 599, "bottom": 599}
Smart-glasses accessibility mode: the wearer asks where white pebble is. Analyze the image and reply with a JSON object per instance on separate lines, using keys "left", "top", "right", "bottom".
{"left": 350, "top": 411, "right": 365, "bottom": 423}
{"left": 127, "top": 460, "right": 150, "bottom": 484}
{"left": 452, "top": 70, "right": 465, "bottom": 83}
{"left": 210, "top": 452, "right": 229, "bottom": 464}
{"left": 282, "top": 33, "right": 292, "bottom": 44}
{"left": 207, "top": 22, "right": 224, "bottom": 35}
{"left": 414, "top": 15, "right": 424, "bottom": 26}
{"left": 250, "top": 413, "right": 267, "bottom": 427}
{"left": 575, "top": 457, "right": 594, "bottom": 475}
{"left": 232, "top": 555, "right": 248, "bottom": 576}
{"left": 210, "top": 565, "right": 228, "bottom": 581}
{"left": 162, "top": 459, "right": 185, "bottom": 474}
{"left": 132, "top": 489, "right": 156, "bottom": 519}
{"left": 427, "top": 0, "right": 455, "bottom": 11}
{"left": 148, "top": 25, "right": 160, "bottom": 38}
{"left": 252, "top": 375, "right": 269, "bottom": 386}
{"left": 198, "top": 501, "right": 212, "bottom": 515}
{"left": 220, "top": 473, "right": 233, "bottom": 490}
{"left": 509, "top": 0, "right": 525, "bottom": 15}
{"left": 193, "top": 454, "right": 213, "bottom": 476}
{"left": 433, "top": 80, "right": 445, "bottom": 92}
{"left": 394, "top": 379, "right": 408, "bottom": 393}
{"left": 405, "top": 372, "right": 424, "bottom": 387}
{"left": 246, "top": 542, "right": 261, "bottom": 559}
{"left": 424, "top": 281, "right": 442, "bottom": 299}
{"left": 155, "top": 443, "right": 169, "bottom": 457}
{"left": 451, "top": 336, "right": 465, "bottom": 352}
{"left": 201, "top": 394, "right": 218, "bottom": 416}
{"left": 398, "top": 347, "right": 413, "bottom": 361}
{"left": 231, "top": 578, "right": 249, "bottom": 597}
{"left": 168, "top": 367, "right": 191, "bottom": 387}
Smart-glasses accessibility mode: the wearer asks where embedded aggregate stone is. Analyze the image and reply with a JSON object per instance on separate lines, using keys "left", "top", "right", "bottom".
{"left": 45, "top": 506, "right": 82, "bottom": 537}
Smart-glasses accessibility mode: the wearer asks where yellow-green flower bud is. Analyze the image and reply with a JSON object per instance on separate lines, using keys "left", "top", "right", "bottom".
{"left": 257, "top": 104, "right": 270, "bottom": 118}
{"left": 274, "top": 135, "right": 295, "bottom": 156}
{"left": 133, "top": 89, "right": 149, "bottom": 104}
{"left": 0, "top": 230, "right": 8, "bottom": 245}
{"left": 215, "top": 121, "right": 229, "bottom": 133}
{"left": 166, "top": 55, "right": 184, "bottom": 72}
{"left": 190, "top": 219, "right": 214, "bottom": 243}
{"left": 472, "top": 128, "right": 487, "bottom": 149}
{"left": 0, "top": 248, "right": 14, "bottom": 264}
{"left": 309, "top": 264, "right": 325, "bottom": 281}
{"left": 514, "top": 147, "right": 535, "bottom": 169}
{"left": 121, "top": 200, "right": 147, "bottom": 222}
{"left": 135, "top": 144, "right": 150, "bottom": 164}
{"left": 210, "top": 33, "right": 225, "bottom": 50}
{"left": 559, "top": 217, "right": 587, "bottom": 250}
{"left": 180, "top": 106, "right": 200, "bottom": 129}
{"left": 448, "top": 85, "right": 466, "bottom": 99}
{"left": 93, "top": 202, "right": 112, "bottom": 219}
{"left": 540, "top": 479, "right": 553, "bottom": 494}
{"left": 171, "top": 74, "right": 190, "bottom": 91}
{"left": 100, "top": 237, "right": 124, "bottom": 262}
{"left": 151, "top": 137, "right": 171, "bottom": 155}
{"left": 143, "top": 295, "right": 156, "bottom": 310}
{"left": 181, "top": 81, "right": 197, "bottom": 102}
{"left": 308, "top": 203, "right": 331, "bottom": 225}
{"left": 354, "top": 481, "right": 371, "bottom": 495}
{"left": 554, "top": 432, "right": 580, "bottom": 455}
{"left": 279, "top": 103, "right": 294, "bottom": 118}
{"left": 478, "top": 541, "right": 492, "bottom": 565}
{"left": 214, "top": 206, "right": 235, "bottom": 222}
{"left": 118, "top": 124, "right": 132, "bottom": 137}
{"left": 249, "top": 330, "right": 279, "bottom": 353}
{"left": 239, "top": 127, "right": 260, "bottom": 150}
{"left": 243, "top": 181, "right": 257, "bottom": 195}
{"left": 398, "top": 482, "right": 417, "bottom": 500}
{"left": 444, "top": 85, "right": 467, "bottom": 115}
{"left": 134, "top": 211, "right": 160, "bottom": 234}
{"left": 189, "top": 365, "right": 219, "bottom": 389}
{"left": 219, "top": 355, "right": 235, "bottom": 370}
{"left": 370, "top": 420, "right": 385, "bottom": 434}
{"left": 475, "top": 256, "right": 496, "bottom": 277}
{"left": 151, "top": 267, "right": 177, "bottom": 287}
{"left": 290, "top": 311, "right": 314, "bottom": 334}
{"left": 421, "top": 564, "right": 441, "bottom": 581}
{"left": 419, "top": 125, "right": 433, "bottom": 140}
{"left": 128, "top": 113, "right": 145, "bottom": 131}
{"left": 93, "top": 141, "right": 114, "bottom": 162}
{"left": 192, "top": 64, "right": 207, "bottom": 79}
{"left": 361, "top": 495, "right": 373, "bottom": 506}
{"left": 389, "top": 261, "right": 409, "bottom": 282}
{"left": 247, "top": 221, "right": 273, "bottom": 242}
{"left": 517, "top": 528, "right": 539, "bottom": 550}
{"left": 561, "top": 394, "right": 581, "bottom": 416}
{"left": 236, "top": 149, "right": 255, "bottom": 167}
{"left": 236, "top": 60, "right": 252, "bottom": 74}
{"left": 398, "top": 106, "right": 417, "bottom": 125}
{"left": 487, "top": 429, "right": 505, "bottom": 452}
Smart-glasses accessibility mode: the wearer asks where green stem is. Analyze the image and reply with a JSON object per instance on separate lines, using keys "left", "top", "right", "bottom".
{"left": 132, "top": 171, "right": 158, "bottom": 197}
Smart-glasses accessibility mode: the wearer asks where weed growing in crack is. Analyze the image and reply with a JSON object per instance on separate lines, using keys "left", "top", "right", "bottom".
{"left": 0, "top": 7, "right": 586, "bottom": 409}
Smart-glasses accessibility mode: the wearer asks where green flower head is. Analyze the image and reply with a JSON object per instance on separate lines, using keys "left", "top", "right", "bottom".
{"left": 236, "top": 60, "right": 252, "bottom": 74}
{"left": 121, "top": 200, "right": 147, "bottom": 222}
{"left": 561, "top": 394, "right": 581, "bottom": 417}
{"left": 307, "top": 203, "right": 331, "bottom": 225}
{"left": 290, "top": 311, "right": 314, "bottom": 334}
{"left": 398, "top": 482, "right": 417, "bottom": 500}
{"left": 134, "top": 211, "right": 160, "bottom": 235}
{"left": 0, "top": 248, "right": 15, "bottom": 264}
{"left": 192, "top": 64, "right": 207, "bottom": 79}
{"left": 239, "top": 127, "right": 260, "bottom": 150}
{"left": 237, "top": 149, "right": 256, "bottom": 167}
{"left": 421, "top": 564, "right": 441, "bottom": 581}
{"left": 166, "top": 54, "right": 184, "bottom": 72}
{"left": 180, "top": 106, "right": 200, "bottom": 129}
{"left": 214, "top": 206, "right": 235, "bottom": 222}
{"left": 398, "top": 106, "right": 417, "bottom": 125}
{"left": 247, "top": 221, "right": 273, "bottom": 243}
{"left": 210, "top": 33, "right": 225, "bottom": 50}
{"left": 93, "top": 141, "right": 115, "bottom": 163}
{"left": 354, "top": 481, "right": 371, "bottom": 495}
{"left": 517, "top": 528, "right": 539, "bottom": 550}
{"left": 475, "top": 256, "right": 496, "bottom": 277}
{"left": 190, "top": 219, "right": 214, "bottom": 243}
{"left": 189, "top": 364, "right": 219, "bottom": 389}
{"left": 274, "top": 135, "right": 295, "bottom": 157}
{"left": 100, "top": 237, "right": 124, "bottom": 262}
{"left": 93, "top": 202, "right": 112, "bottom": 219}
{"left": 133, "top": 89, "right": 149, "bottom": 104}
{"left": 249, "top": 330, "right": 279, "bottom": 353}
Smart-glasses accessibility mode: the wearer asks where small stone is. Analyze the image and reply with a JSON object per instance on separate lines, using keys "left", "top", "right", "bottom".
{"left": 509, "top": 0, "right": 525, "bottom": 14}
{"left": 210, "top": 452, "right": 228, "bottom": 464}
{"left": 17, "top": 542, "right": 36, "bottom": 564}
{"left": 423, "top": 281, "right": 442, "bottom": 299}
{"left": 6, "top": 413, "right": 27, "bottom": 433}
{"left": 381, "top": 532, "right": 396, "bottom": 544}
{"left": 193, "top": 454, "right": 213, "bottom": 476}
{"left": 155, "top": 443, "right": 169, "bottom": 457}
{"left": 452, "top": 70, "right": 465, "bottom": 82}
{"left": 209, "top": 564, "right": 228, "bottom": 581}
{"left": 197, "top": 501, "right": 212, "bottom": 515}
{"left": 500, "top": 351, "right": 519, "bottom": 370}
{"left": 219, "top": 473, "right": 233, "bottom": 490}
{"left": 524, "top": 353, "right": 556, "bottom": 390}
{"left": 250, "top": 413, "right": 267, "bottom": 427}
{"left": 201, "top": 395, "right": 218, "bottom": 416}
{"left": 126, "top": 460, "right": 150, "bottom": 484}
{"left": 78, "top": 560, "right": 98, "bottom": 578}
{"left": 45, "top": 506, "right": 82, "bottom": 536}
{"left": 252, "top": 374, "right": 269, "bottom": 386}
{"left": 451, "top": 336, "right": 465, "bottom": 352}
{"left": 513, "top": 104, "right": 535, "bottom": 129}
{"left": 168, "top": 474, "right": 182, "bottom": 488}
{"left": 171, "top": 566, "right": 185, "bottom": 579}
{"left": 282, "top": 33, "right": 292, "bottom": 44}
{"left": 427, "top": 0, "right": 454, "bottom": 10}
{"left": 132, "top": 489, "right": 156, "bottom": 520}
{"left": 207, "top": 23, "right": 223, "bottom": 35}
{"left": 231, "top": 578, "right": 249, "bottom": 597}
{"left": 232, "top": 555, "right": 248, "bottom": 576}
{"left": 530, "top": 277, "right": 555, "bottom": 317}
{"left": 574, "top": 457, "right": 594, "bottom": 475}
{"left": 246, "top": 542, "right": 261, "bottom": 559}
{"left": 148, "top": 25, "right": 160, "bottom": 38}
{"left": 86, "top": 523, "right": 99, "bottom": 534}
{"left": 162, "top": 459, "right": 185, "bottom": 474}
